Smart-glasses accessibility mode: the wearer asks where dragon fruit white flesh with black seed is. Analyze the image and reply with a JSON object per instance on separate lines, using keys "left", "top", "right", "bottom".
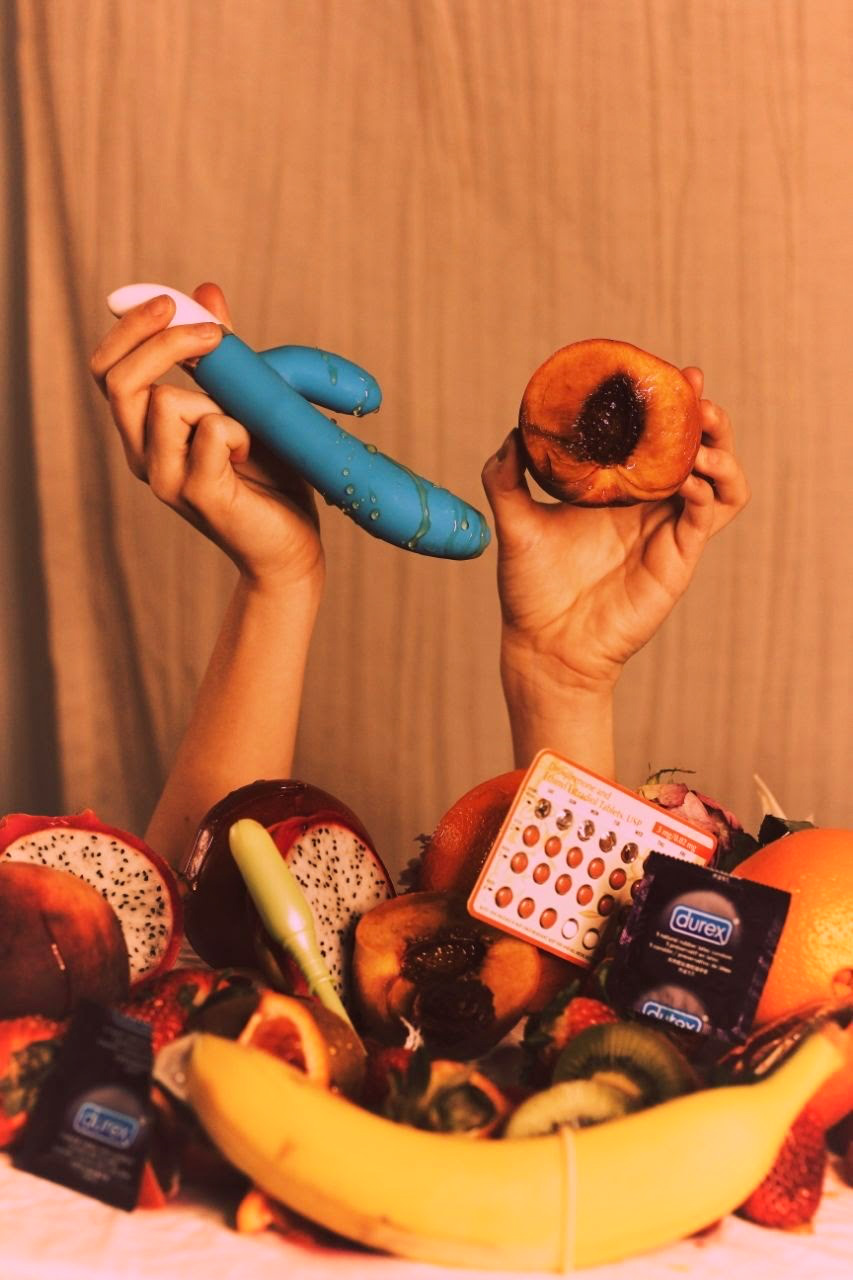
{"left": 0, "top": 810, "right": 182, "bottom": 985}
{"left": 264, "top": 815, "right": 394, "bottom": 1001}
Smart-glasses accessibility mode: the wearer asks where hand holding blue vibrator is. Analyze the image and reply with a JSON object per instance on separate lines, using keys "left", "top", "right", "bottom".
{"left": 107, "top": 285, "right": 491, "bottom": 560}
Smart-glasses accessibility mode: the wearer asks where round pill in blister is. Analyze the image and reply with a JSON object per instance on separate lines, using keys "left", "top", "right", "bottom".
{"left": 561, "top": 918, "right": 579, "bottom": 940}
{"left": 540, "top": 908, "right": 557, "bottom": 930}
{"left": 567, "top": 847, "right": 583, "bottom": 868}
{"left": 522, "top": 825, "right": 540, "bottom": 847}
{"left": 576, "top": 884, "right": 593, "bottom": 906}
{"left": 587, "top": 857, "right": 605, "bottom": 879}
{"left": 535, "top": 798, "right": 552, "bottom": 819}
{"left": 599, "top": 831, "right": 617, "bottom": 851}
{"left": 598, "top": 894, "right": 615, "bottom": 916}
{"left": 555, "top": 873, "right": 572, "bottom": 895}
{"left": 582, "top": 928, "right": 600, "bottom": 951}
{"left": 578, "top": 820, "right": 595, "bottom": 841}
{"left": 518, "top": 897, "right": 535, "bottom": 919}
{"left": 544, "top": 835, "right": 562, "bottom": 858}
{"left": 555, "top": 809, "right": 573, "bottom": 831}
{"left": 495, "top": 886, "right": 513, "bottom": 908}
{"left": 631, "top": 880, "right": 643, "bottom": 900}
{"left": 532, "top": 863, "right": 550, "bottom": 885}
{"left": 621, "top": 841, "right": 640, "bottom": 863}
{"left": 609, "top": 868, "right": 627, "bottom": 889}
{"left": 510, "top": 851, "right": 528, "bottom": 873}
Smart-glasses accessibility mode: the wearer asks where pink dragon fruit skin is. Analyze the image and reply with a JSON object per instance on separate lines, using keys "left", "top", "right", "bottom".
{"left": 637, "top": 772, "right": 745, "bottom": 857}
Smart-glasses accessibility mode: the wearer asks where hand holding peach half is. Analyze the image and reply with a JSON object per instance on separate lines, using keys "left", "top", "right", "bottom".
{"left": 482, "top": 341, "right": 749, "bottom": 708}
{"left": 518, "top": 339, "right": 701, "bottom": 506}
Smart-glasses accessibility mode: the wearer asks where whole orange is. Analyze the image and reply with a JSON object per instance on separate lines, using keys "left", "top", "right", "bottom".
{"left": 733, "top": 828, "right": 853, "bottom": 1025}
{"left": 418, "top": 769, "right": 526, "bottom": 896}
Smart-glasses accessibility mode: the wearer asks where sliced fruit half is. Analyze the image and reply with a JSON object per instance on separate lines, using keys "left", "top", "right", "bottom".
{"left": 505, "top": 1079, "right": 633, "bottom": 1137}
{"left": 552, "top": 1021, "right": 697, "bottom": 1107}
{"left": 238, "top": 989, "right": 366, "bottom": 1099}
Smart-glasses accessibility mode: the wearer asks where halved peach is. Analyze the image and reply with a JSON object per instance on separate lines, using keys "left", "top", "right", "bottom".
{"left": 353, "top": 891, "right": 542, "bottom": 1056}
{"left": 416, "top": 772, "right": 580, "bottom": 1011}
{"left": 519, "top": 338, "right": 701, "bottom": 506}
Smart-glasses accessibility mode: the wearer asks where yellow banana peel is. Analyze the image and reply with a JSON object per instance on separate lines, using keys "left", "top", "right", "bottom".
{"left": 187, "top": 1027, "right": 843, "bottom": 1271}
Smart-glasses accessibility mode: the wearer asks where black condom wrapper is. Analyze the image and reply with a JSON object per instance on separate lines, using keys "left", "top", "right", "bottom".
{"left": 14, "top": 999, "right": 153, "bottom": 1210}
{"left": 608, "top": 853, "right": 790, "bottom": 1049}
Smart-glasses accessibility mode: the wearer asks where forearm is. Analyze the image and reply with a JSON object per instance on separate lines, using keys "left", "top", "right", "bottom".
{"left": 145, "top": 569, "right": 324, "bottom": 867}
{"left": 500, "top": 639, "right": 617, "bottom": 779}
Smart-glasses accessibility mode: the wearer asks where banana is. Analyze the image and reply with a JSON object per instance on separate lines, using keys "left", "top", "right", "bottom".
{"left": 187, "top": 1029, "right": 843, "bottom": 1271}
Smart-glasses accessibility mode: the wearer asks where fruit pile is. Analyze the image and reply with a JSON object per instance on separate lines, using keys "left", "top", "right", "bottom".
{"left": 0, "top": 772, "right": 851, "bottom": 1267}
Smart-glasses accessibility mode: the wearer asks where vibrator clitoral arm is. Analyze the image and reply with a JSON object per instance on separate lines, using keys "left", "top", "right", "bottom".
{"left": 107, "top": 284, "right": 491, "bottom": 560}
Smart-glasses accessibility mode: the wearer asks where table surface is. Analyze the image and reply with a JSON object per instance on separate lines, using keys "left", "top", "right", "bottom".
{"left": 2, "top": 1156, "right": 851, "bottom": 1280}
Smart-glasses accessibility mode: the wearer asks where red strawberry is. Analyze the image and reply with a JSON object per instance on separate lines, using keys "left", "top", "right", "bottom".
{"left": 738, "top": 1104, "right": 827, "bottom": 1229}
{"left": 524, "top": 993, "right": 620, "bottom": 1084}
{"left": 556, "top": 997, "right": 620, "bottom": 1042}
{"left": 0, "top": 1015, "right": 67, "bottom": 1148}
{"left": 118, "top": 968, "right": 222, "bottom": 1054}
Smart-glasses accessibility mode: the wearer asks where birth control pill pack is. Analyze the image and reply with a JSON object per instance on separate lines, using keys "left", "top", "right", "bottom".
{"left": 467, "top": 750, "right": 717, "bottom": 969}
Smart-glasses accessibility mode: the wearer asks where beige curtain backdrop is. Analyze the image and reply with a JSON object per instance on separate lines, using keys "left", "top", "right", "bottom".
{"left": 2, "top": 0, "right": 850, "bottom": 877}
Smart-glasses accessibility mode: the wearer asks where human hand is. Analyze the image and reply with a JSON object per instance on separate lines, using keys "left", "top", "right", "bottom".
{"left": 90, "top": 283, "right": 324, "bottom": 591}
{"left": 481, "top": 368, "right": 749, "bottom": 697}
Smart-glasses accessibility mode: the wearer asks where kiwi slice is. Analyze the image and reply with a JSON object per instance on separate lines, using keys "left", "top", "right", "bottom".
{"left": 504, "top": 1079, "right": 632, "bottom": 1138}
{"left": 552, "top": 1022, "right": 696, "bottom": 1106}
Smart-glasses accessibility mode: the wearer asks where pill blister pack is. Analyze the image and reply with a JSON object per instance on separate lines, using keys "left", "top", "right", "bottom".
{"left": 467, "top": 750, "right": 717, "bottom": 968}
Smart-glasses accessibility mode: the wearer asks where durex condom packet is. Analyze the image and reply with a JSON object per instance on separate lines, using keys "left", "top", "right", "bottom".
{"left": 608, "top": 853, "right": 791, "bottom": 1051}
{"left": 14, "top": 1000, "right": 153, "bottom": 1209}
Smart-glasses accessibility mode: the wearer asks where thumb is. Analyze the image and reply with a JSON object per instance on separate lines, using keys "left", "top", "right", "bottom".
{"left": 482, "top": 428, "right": 542, "bottom": 541}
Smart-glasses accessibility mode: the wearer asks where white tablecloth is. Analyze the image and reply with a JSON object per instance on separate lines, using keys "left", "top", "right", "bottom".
{"left": 2, "top": 1155, "right": 851, "bottom": 1280}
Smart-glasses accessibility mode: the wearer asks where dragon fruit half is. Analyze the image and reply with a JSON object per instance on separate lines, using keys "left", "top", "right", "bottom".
{"left": 263, "top": 813, "right": 395, "bottom": 1000}
{"left": 181, "top": 779, "right": 394, "bottom": 1003}
{"left": 0, "top": 810, "right": 183, "bottom": 984}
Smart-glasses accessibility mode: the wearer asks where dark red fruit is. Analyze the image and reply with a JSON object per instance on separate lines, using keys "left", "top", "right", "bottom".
{"left": 180, "top": 780, "right": 375, "bottom": 968}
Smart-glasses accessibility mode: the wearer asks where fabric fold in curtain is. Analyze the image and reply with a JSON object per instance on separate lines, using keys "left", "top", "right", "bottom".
{"left": 4, "top": 0, "right": 852, "bottom": 871}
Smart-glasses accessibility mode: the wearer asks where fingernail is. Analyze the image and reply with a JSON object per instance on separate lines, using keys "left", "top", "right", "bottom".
{"left": 192, "top": 322, "right": 220, "bottom": 341}
{"left": 147, "top": 294, "right": 172, "bottom": 316}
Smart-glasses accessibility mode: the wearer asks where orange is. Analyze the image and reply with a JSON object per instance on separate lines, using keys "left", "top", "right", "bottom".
{"left": 238, "top": 990, "right": 366, "bottom": 1099}
{"left": 733, "top": 828, "right": 853, "bottom": 1025}
{"left": 418, "top": 769, "right": 526, "bottom": 896}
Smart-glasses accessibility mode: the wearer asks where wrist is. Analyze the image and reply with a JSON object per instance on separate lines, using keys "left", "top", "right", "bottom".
{"left": 500, "top": 632, "right": 621, "bottom": 704}
{"left": 500, "top": 636, "right": 617, "bottom": 777}
{"left": 238, "top": 550, "right": 326, "bottom": 605}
